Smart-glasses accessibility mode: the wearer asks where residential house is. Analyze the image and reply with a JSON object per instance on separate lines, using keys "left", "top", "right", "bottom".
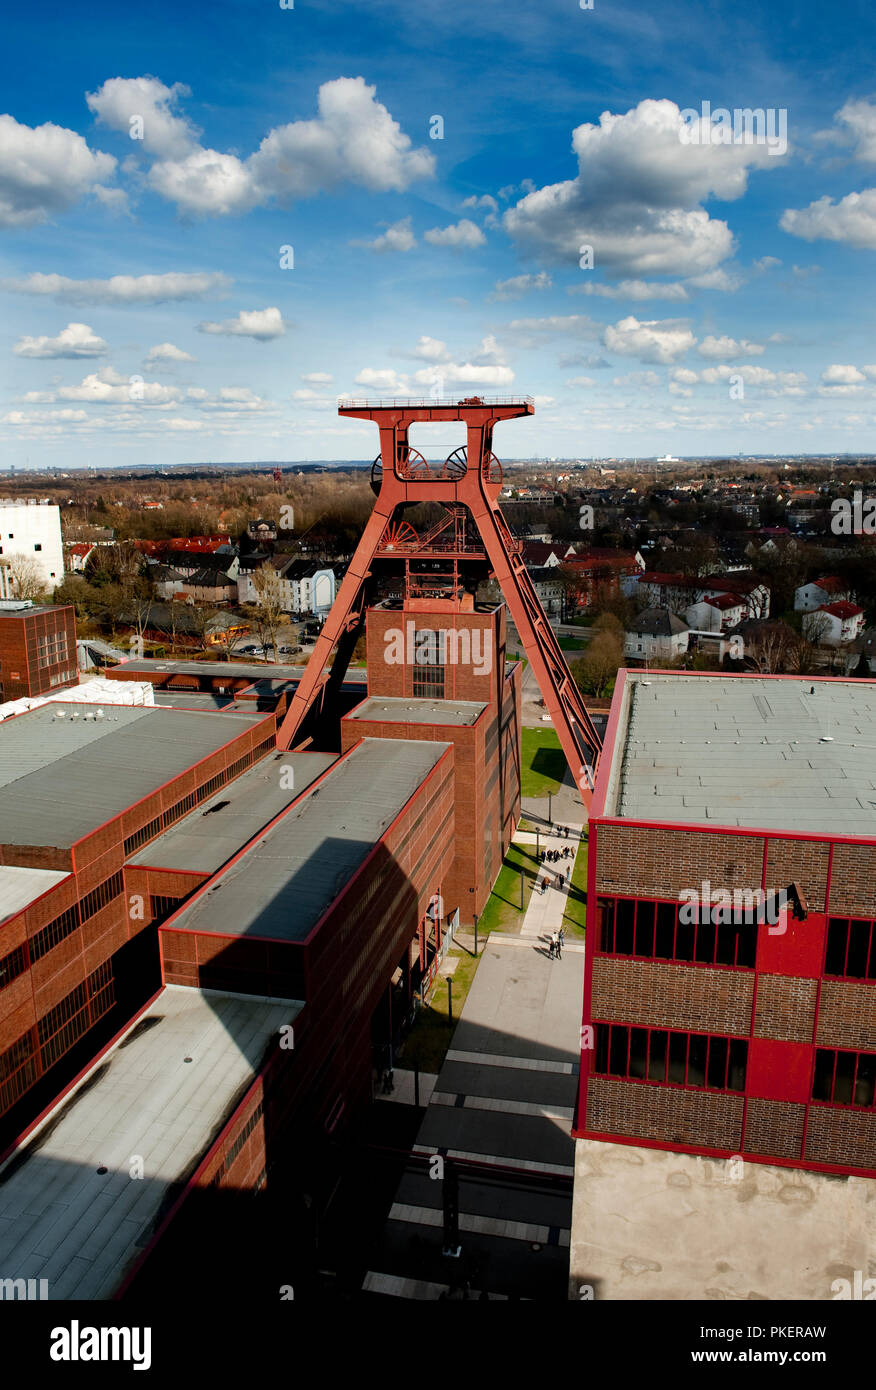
{"left": 624, "top": 608, "right": 689, "bottom": 663}
{"left": 685, "top": 592, "right": 746, "bottom": 633}
{"left": 794, "top": 575, "right": 854, "bottom": 612}
{"left": 803, "top": 600, "right": 866, "bottom": 647}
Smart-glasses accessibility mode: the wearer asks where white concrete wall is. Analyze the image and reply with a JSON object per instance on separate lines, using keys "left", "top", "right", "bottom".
{"left": 0, "top": 503, "right": 63, "bottom": 594}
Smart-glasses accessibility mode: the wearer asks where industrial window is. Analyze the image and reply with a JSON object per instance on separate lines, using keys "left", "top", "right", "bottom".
{"left": 163, "top": 790, "right": 198, "bottom": 828}
{"left": 824, "top": 918, "right": 876, "bottom": 981}
{"left": 78, "top": 871, "right": 124, "bottom": 923}
{"left": 37, "top": 964, "right": 114, "bottom": 1071}
{"left": 597, "top": 895, "right": 756, "bottom": 970}
{"left": 28, "top": 904, "right": 80, "bottom": 963}
{"left": 124, "top": 814, "right": 165, "bottom": 856}
{"left": 593, "top": 1023, "right": 747, "bottom": 1093}
{"left": 0, "top": 1031, "right": 38, "bottom": 1116}
{"left": 812, "top": 1048, "right": 876, "bottom": 1109}
{"left": 150, "top": 894, "right": 182, "bottom": 923}
{"left": 0, "top": 944, "right": 28, "bottom": 992}
{"left": 36, "top": 632, "right": 69, "bottom": 669}
{"left": 412, "top": 629, "right": 446, "bottom": 698}
{"left": 227, "top": 751, "right": 254, "bottom": 780}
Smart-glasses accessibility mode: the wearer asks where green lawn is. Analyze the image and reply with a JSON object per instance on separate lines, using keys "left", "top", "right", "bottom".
{"left": 562, "top": 837, "right": 588, "bottom": 938}
{"left": 520, "top": 726, "right": 567, "bottom": 797}
{"left": 397, "top": 949, "right": 481, "bottom": 1074}
{"left": 477, "top": 840, "right": 540, "bottom": 934}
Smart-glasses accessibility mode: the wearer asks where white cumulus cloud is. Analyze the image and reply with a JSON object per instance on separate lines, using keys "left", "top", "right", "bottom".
{"left": 697, "top": 335, "right": 764, "bottom": 359}
{"left": 424, "top": 219, "right": 486, "bottom": 248}
{"left": 14, "top": 322, "right": 108, "bottom": 359}
{"left": 781, "top": 189, "right": 876, "bottom": 250}
{"left": 603, "top": 316, "right": 696, "bottom": 364}
{"left": 354, "top": 216, "right": 416, "bottom": 252}
{"left": 0, "top": 270, "right": 231, "bottom": 304}
{"left": 86, "top": 77, "right": 198, "bottom": 159}
{"left": 0, "top": 114, "right": 117, "bottom": 227}
{"left": 144, "top": 342, "right": 196, "bottom": 365}
{"left": 139, "top": 76, "right": 434, "bottom": 217}
{"left": 197, "top": 307, "right": 287, "bottom": 340}
{"left": 504, "top": 99, "right": 781, "bottom": 277}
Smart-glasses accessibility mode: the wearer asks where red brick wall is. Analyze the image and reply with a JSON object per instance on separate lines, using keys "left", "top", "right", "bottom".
{"left": 0, "top": 606, "right": 77, "bottom": 702}
{"left": 581, "top": 815, "right": 876, "bottom": 1176}
{"left": 366, "top": 604, "right": 505, "bottom": 708}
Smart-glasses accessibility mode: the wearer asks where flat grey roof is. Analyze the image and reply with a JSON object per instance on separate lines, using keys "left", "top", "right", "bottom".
{"left": 0, "top": 704, "right": 270, "bottom": 847}
{"left": 165, "top": 737, "right": 451, "bottom": 943}
{"left": 0, "top": 986, "right": 300, "bottom": 1299}
{"left": 129, "top": 750, "right": 338, "bottom": 873}
{"left": 113, "top": 659, "right": 367, "bottom": 684}
{"left": 152, "top": 691, "right": 234, "bottom": 710}
{"left": 608, "top": 673, "right": 876, "bottom": 834}
{"left": 346, "top": 696, "right": 487, "bottom": 727}
{"left": 0, "top": 866, "right": 71, "bottom": 923}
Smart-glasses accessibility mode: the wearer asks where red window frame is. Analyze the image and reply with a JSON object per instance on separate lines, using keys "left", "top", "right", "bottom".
{"left": 823, "top": 917, "right": 876, "bottom": 983}
{"left": 593, "top": 1021, "right": 748, "bottom": 1094}
{"left": 596, "top": 894, "right": 757, "bottom": 970}
{"left": 811, "top": 1048, "right": 876, "bottom": 1110}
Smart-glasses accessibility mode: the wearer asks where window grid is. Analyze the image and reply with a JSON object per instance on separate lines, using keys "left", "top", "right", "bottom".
{"left": 28, "top": 905, "right": 80, "bottom": 964}
{"left": 0, "top": 943, "right": 28, "bottom": 992}
{"left": 79, "top": 871, "right": 124, "bottom": 923}
{"left": 593, "top": 1022, "right": 748, "bottom": 1094}
{"left": 150, "top": 894, "right": 182, "bottom": 923}
{"left": 812, "top": 1048, "right": 876, "bottom": 1109}
{"left": 824, "top": 918, "right": 876, "bottom": 982}
{"left": 597, "top": 895, "right": 757, "bottom": 970}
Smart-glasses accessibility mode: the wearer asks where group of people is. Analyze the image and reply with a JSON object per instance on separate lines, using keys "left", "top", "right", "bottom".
{"left": 540, "top": 846, "right": 573, "bottom": 864}
{"left": 537, "top": 870, "right": 566, "bottom": 894}
{"left": 548, "top": 928, "right": 565, "bottom": 960}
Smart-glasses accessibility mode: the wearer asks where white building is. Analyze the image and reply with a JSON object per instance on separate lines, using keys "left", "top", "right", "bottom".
{"left": 624, "top": 607, "right": 689, "bottom": 663}
{"left": 685, "top": 594, "right": 746, "bottom": 633}
{"left": 0, "top": 501, "right": 64, "bottom": 597}
{"left": 794, "top": 576, "right": 853, "bottom": 613}
{"left": 803, "top": 601, "right": 865, "bottom": 648}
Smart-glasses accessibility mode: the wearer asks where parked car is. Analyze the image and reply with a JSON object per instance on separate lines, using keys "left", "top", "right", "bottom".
{"left": 278, "top": 644, "right": 301, "bottom": 655}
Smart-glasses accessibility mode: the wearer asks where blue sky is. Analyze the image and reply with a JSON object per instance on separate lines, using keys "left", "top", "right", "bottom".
{"left": 1, "top": 0, "right": 875, "bottom": 468}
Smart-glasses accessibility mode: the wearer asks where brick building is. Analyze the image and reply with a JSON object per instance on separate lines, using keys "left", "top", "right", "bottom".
{"left": 0, "top": 702, "right": 276, "bottom": 1130}
{"left": 356, "top": 598, "right": 521, "bottom": 920}
{"left": 576, "top": 671, "right": 876, "bottom": 1179}
{"left": 0, "top": 603, "right": 78, "bottom": 702}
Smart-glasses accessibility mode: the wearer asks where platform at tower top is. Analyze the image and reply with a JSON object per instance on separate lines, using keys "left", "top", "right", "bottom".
{"left": 338, "top": 395, "right": 534, "bottom": 420}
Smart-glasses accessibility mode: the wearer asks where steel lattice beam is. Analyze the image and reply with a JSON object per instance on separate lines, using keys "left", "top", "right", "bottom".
{"left": 275, "top": 398, "right": 602, "bottom": 807}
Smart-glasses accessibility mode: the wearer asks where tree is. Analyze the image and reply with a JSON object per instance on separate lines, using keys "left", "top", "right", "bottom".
{"left": 745, "top": 622, "right": 795, "bottom": 674}
{"left": 1, "top": 553, "right": 48, "bottom": 602}
{"left": 251, "top": 563, "right": 288, "bottom": 654}
{"left": 571, "top": 629, "right": 624, "bottom": 697}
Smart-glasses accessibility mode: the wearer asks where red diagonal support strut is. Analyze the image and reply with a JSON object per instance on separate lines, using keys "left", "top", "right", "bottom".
{"left": 275, "top": 397, "right": 602, "bottom": 808}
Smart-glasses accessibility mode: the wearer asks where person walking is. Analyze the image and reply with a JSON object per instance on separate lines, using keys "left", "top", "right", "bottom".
{"left": 547, "top": 935, "right": 556, "bottom": 960}
{"left": 551, "top": 931, "right": 560, "bottom": 959}
{"left": 558, "top": 927, "right": 565, "bottom": 957}
{"left": 556, "top": 930, "right": 563, "bottom": 959}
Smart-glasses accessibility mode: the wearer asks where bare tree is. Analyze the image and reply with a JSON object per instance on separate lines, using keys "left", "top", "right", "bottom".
{"left": 2, "top": 553, "right": 48, "bottom": 602}
{"left": 251, "top": 563, "right": 288, "bottom": 655}
{"left": 746, "top": 623, "right": 793, "bottom": 674}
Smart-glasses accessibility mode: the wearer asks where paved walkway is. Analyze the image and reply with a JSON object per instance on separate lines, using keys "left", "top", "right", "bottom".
{"left": 363, "top": 932, "right": 585, "bottom": 1300}
{"left": 514, "top": 828, "right": 584, "bottom": 942}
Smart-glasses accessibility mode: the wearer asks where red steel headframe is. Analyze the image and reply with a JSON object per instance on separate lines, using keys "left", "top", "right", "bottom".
{"left": 275, "top": 397, "right": 602, "bottom": 807}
